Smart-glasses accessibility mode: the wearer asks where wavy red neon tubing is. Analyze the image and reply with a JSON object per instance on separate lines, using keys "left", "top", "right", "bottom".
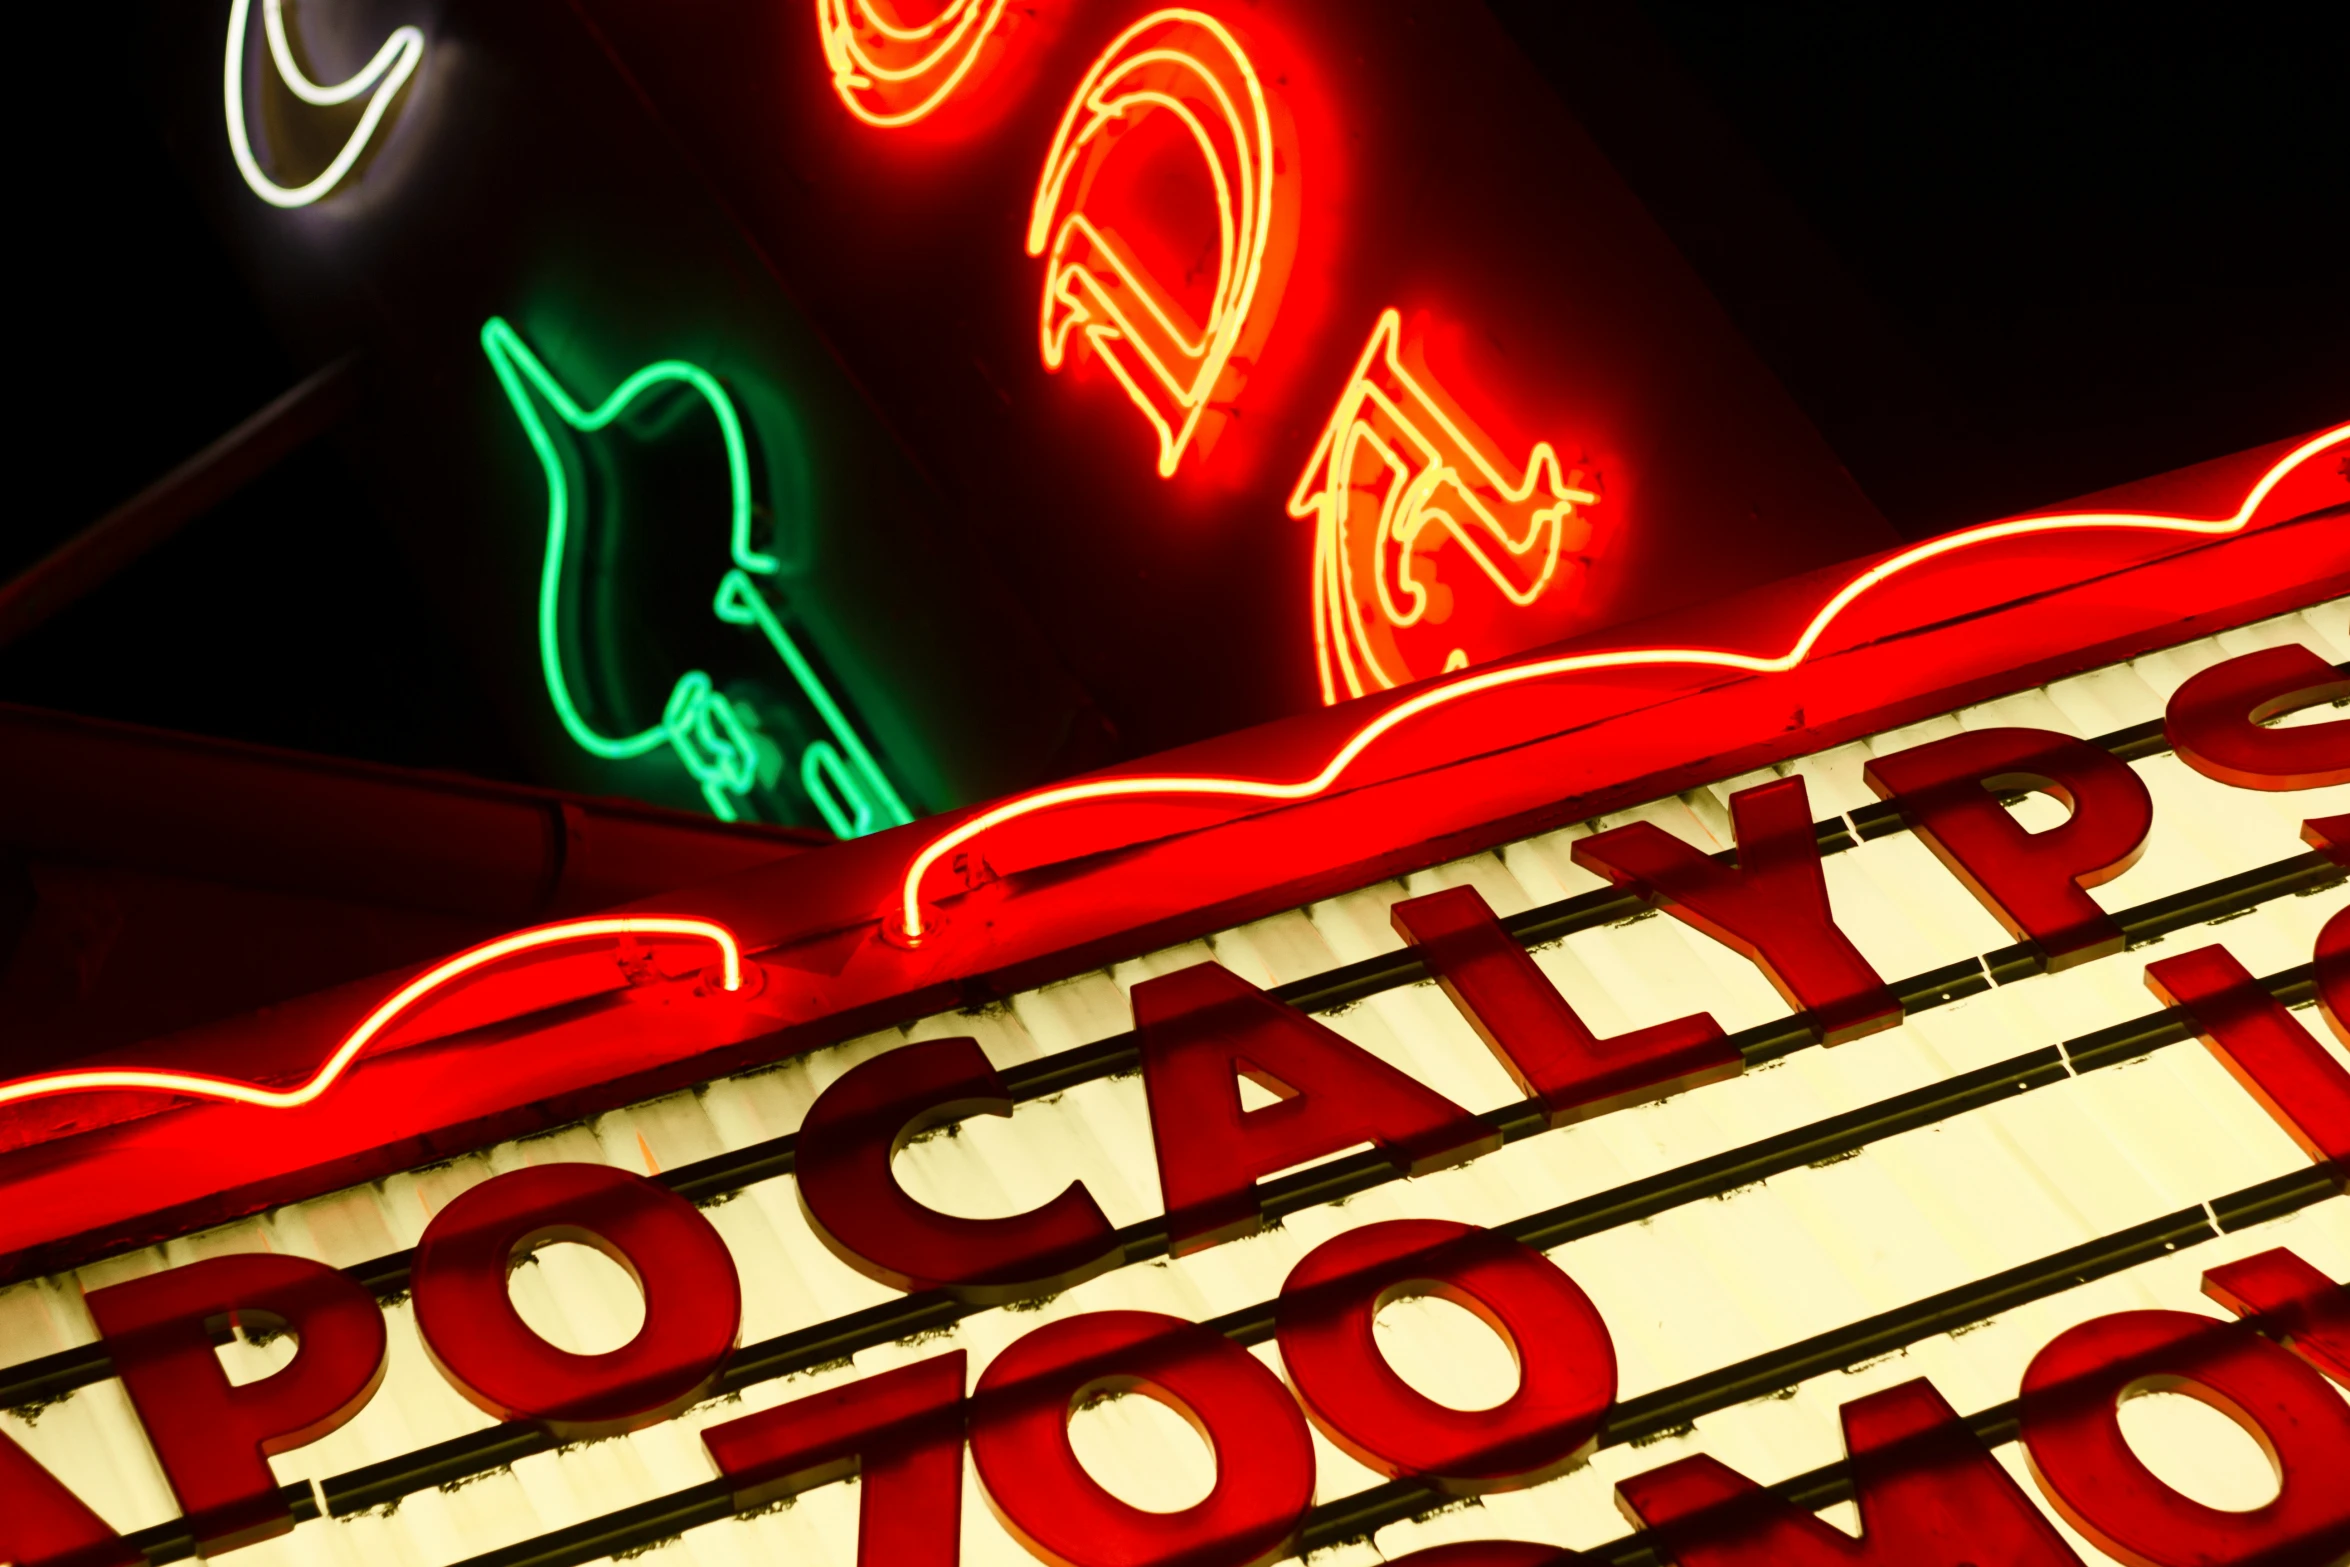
{"left": 0, "top": 918, "right": 743, "bottom": 1115}
{"left": 816, "top": 0, "right": 1009, "bottom": 127}
{"left": 898, "top": 423, "right": 2350, "bottom": 937}
{"left": 1292, "top": 308, "right": 1602, "bottom": 704}
{"left": 1027, "top": 9, "right": 1280, "bottom": 478}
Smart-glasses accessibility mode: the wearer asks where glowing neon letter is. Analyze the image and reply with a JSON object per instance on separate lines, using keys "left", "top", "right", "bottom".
{"left": 478, "top": 318, "right": 911, "bottom": 835}
{"left": 1289, "top": 310, "right": 1601, "bottom": 704}
{"left": 223, "top": 0, "right": 424, "bottom": 209}
{"left": 893, "top": 422, "right": 2350, "bottom": 937}
{"left": 816, "top": 0, "right": 1011, "bottom": 127}
{"left": 1027, "top": 9, "right": 1285, "bottom": 478}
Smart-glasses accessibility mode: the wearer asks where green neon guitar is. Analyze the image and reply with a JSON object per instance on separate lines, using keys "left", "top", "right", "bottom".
{"left": 480, "top": 316, "right": 911, "bottom": 837}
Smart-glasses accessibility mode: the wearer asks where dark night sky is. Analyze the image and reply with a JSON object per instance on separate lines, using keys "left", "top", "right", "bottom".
{"left": 9, "top": 0, "right": 2344, "bottom": 780}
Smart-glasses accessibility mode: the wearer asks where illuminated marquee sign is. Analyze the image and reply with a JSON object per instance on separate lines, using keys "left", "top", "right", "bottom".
{"left": 4, "top": 538, "right": 2346, "bottom": 1566}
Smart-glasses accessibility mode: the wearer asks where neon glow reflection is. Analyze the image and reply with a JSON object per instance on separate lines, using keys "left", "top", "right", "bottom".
{"left": 816, "top": 0, "right": 1011, "bottom": 127}
{"left": 479, "top": 318, "right": 911, "bottom": 838}
{"left": 896, "top": 423, "right": 2350, "bottom": 936}
{"left": 1028, "top": 8, "right": 1284, "bottom": 478}
{"left": 223, "top": 0, "right": 424, "bottom": 208}
{"left": 0, "top": 917, "right": 742, "bottom": 1115}
{"left": 1292, "top": 309, "right": 1603, "bottom": 704}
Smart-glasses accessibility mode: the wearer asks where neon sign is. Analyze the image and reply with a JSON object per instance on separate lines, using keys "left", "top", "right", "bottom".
{"left": 222, "top": 0, "right": 424, "bottom": 209}
{"left": 0, "top": 916, "right": 742, "bottom": 1115}
{"left": 815, "top": 0, "right": 1011, "bottom": 127}
{"left": 894, "top": 422, "right": 2350, "bottom": 936}
{"left": 1028, "top": 9, "right": 1286, "bottom": 478}
{"left": 1290, "top": 309, "right": 1603, "bottom": 704}
{"left": 479, "top": 317, "right": 913, "bottom": 838}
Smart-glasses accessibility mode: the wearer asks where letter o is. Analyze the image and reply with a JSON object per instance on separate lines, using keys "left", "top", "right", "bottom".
{"left": 411, "top": 1163, "right": 741, "bottom": 1437}
{"left": 971, "top": 1310, "right": 1314, "bottom": 1567}
{"left": 1276, "top": 1219, "right": 1615, "bottom": 1493}
{"left": 2019, "top": 1309, "right": 2350, "bottom": 1567}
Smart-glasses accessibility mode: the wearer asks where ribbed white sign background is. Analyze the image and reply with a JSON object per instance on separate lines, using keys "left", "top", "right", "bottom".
{"left": 5, "top": 601, "right": 2347, "bottom": 1567}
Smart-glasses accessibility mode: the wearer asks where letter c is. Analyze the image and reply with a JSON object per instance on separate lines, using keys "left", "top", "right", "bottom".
{"left": 795, "top": 1037, "right": 1122, "bottom": 1302}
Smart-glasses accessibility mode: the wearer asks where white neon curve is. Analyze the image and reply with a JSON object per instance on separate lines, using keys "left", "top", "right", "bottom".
{"left": 0, "top": 917, "right": 742, "bottom": 1114}
{"left": 898, "top": 422, "right": 2350, "bottom": 935}
{"left": 224, "top": 0, "right": 425, "bottom": 208}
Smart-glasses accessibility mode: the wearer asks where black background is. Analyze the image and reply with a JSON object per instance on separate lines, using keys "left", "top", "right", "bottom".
{"left": 9, "top": 0, "right": 2344, "bottom": 788}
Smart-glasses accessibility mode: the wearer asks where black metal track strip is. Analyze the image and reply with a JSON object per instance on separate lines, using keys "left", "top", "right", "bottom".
{"left": 324, "top": 1424, "right": 567, "bottom": 1518}
{"left": 315, "top": 955, "right": 2317, "bottom": 1519}
{"left": 414, "top": 1169, "right": 2338, "bottom": 1567}
{"left": 2210, "top": 1164, "right": 2345, "bottom": 1231}
{"left": 439, "top": 1482, "right": 734, "bottom": 1567}
{"left": 2119, "top": 852, "right": 2345, "bottom": 947}
{"left": 1292, "top": 1186, "right": 2265, "bottom": 1554}
{"left": 1595, "top": 1206, "right": 2217, "bottom": 1446}
{"left": 128, "top": 1481, "right": 317, "bottom": 1567}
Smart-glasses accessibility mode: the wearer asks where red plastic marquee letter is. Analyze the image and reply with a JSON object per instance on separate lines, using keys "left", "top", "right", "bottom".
{"left": 2165, "top": 644, "right": 2350, "bottom": 791}
{"left": 0, "top": 1427, "right": 138, "bottom": 1567}
{"left": 1572, "top": 776, "right": 1899, "bottom": 1044}
{"left": 702, "top": 1351, "right": 965, "bottom": 1567}
{"left": 1863, "top": 727, "right": 2153, "bottom": 970}
{"left": 1276, "top": 1219, "right": 1615, "bottom": 1494}
{"left": 2305, "top": 812, "right": 2350, "bottom": 867}
{"left": 970, "top": 1309, "right": 1314, "bottom": 1567}
{"left": 1615, "top": 1377, "right": 2083, "bottom": 1566}
{"left": 2203, "top": 1248, "right": 2350, "bottom": 1389}
{"left": 2316, "top": 903, "right": 2350, "bottom": 1048}
{"left": 1394, "top": 885, "right": 1738, "bottom": 1126}
{"left": 411, "top": 1163, "right": 740, "bottom": 1437}
{"left": 1133, "top": 962, "right": 1497, "bottom": 1254}
{"left": 2143, "top": 942, "right": 2350, "bottom": 1173}
{"left": 1028, "top": 9, "right": 1287, "bottom": 478}
{"left": 82, "top": 1254, "right": 386, "bottom": 1553}
{"left": 2019, "top": 1310, "right": 2350, "bottom": 1567}
{"left": 795, "top": 1037, "right": 1121, "bottom": 1302}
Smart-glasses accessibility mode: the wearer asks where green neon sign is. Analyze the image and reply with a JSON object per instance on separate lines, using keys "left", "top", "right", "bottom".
{"left": 480, "top": 316, "right": 912, "bottom": 837}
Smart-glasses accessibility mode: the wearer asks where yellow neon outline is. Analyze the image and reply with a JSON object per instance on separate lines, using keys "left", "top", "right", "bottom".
{"left": 1027, "top": 10, "right": 1279, "bottom": 478}
{"left": 1290, "top": 310, "right": 1600, "bottom": 703}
